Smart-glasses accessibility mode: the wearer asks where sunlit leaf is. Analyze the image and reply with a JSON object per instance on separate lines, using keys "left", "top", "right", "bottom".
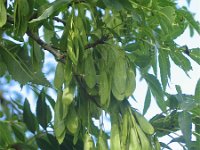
{"left": 54, "top": 62, "right": 65, "bottom": 89}
{"left": 159, "top": 50, "right": 170, "bottom": 90}
{"left": 190, "top": 48, "right": 200, "bottom": 65}
{"left": 195, "top": 79, "right": 200, "bottom": 102}
{"left": 179, "top": 8, "right": 200, "bottom": 34}
{"left": 29, "top": 0, "right": 72, "bottom": 23}
{"left": 170, "top": 51, "right": 192, "bottom": 74}
{"left": 145, "top": 74, "right": 166, "bottom": 111}
{"left": 143, "top": 88, "right": 151, "bottom": 115}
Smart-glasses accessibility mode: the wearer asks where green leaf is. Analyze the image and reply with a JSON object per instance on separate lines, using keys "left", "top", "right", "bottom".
{"left": 0, "top": 56, "right": 7, "bottom": 76}
{"left": 145, "top": 74, "right": 166, "bottom": 111}
{"left": 159, "top": 6, "right": 176, "bottom": 24}
{"left": 84, "top": 51, "right": 96, "bottom": 89}
{"left": 190, "top": 48, "right": 200, "bottom": 65}
{"left": 124, "top": 43, "right": 139, "bottom": 52}
{"left": 178, "top": 111, "right": 192, "bottom": 147}
{"left": 0, "top": 45, "right": 50, "bottom": 86}
{"left": 9, "top": 143, "right": 35, "bottom": 150}
{"left": 180, "top": 99, "right": 196, "bottom": 111}
{"left": 143, "top": 88, "right": 151, "bottom": 115}
{"left": 23, "top": 99, "right": 38, "bottom": 133}
{"left": 167, "top": 94, "right": 179, "bottom": 110}
{"left": 29, "top": 0, "right": 72, "bottom": 23}
{"left": 179, "top": 8, "right": 200, "bottom": 34}
{"left": 0, "top": 45, "right": 33, "bottom": 84}
{"left": 46, "top": 94, "right": 56, "bottom": 109}
{"left": 195, "top": 79, "right": 200, "bottom": 102}
{"left": 14, "top": 0, "right": 29, "bottom": 35}
{"left": 54, "top": 90, "right": 66, "bottom": 144}
{"left": 170, "top": 51, "right": 192, "bottom": 74}
{"left": 30, "top": 40, "right": 44, "bottom": 71}
{"left": 54, "top": 62, "right": 65, "bottom": 89}
{"left": 36, "top": 136, "right": 52, "bottom": 150}
{"left": 159, "top": 50, "right": 170, "bottom": 90}
{"left": 0, "top": 0, "right": 7, "bottom": 27}
{"left": 102, "top": 0, "right": 123, "bottom": 10}
{"left": 47, "top": 133, "right": 60, "bottom": 150}
{"left": 36, "top": 89, "right": 52, "bottom": 129}
{"left": 0, "top": 122, "right": 14, "bottom": 146}
{"left": 158, "top": 6, "right": 175, "bottom": 33}
{"left": 11, "top": 123, "right": 25, "bottom": 142}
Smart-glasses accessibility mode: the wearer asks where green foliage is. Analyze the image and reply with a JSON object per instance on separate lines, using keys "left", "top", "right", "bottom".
{"left": 0, "top": 0, "right": 200, "bottom": 149}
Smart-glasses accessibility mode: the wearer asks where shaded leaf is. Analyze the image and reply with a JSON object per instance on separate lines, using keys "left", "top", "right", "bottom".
{"left": 178, "top": 111, "right": 192, "bottom": 147}
{"left": 10, "top": 143, "right": 36, "bottom": 150}
{"left": 23, "top": 99, "right": 38, "bottom": 133}
{"left": 36, "top": 136, "right": 52, "bottom": 150}
{"left": 102, "top": 0, "right": 123, "bottom": 10}
{"left": 11, "top": 123, "right": 25, "bottom": 142}
{"left": 36, "top": 89, "right": 52, "bottom": 129}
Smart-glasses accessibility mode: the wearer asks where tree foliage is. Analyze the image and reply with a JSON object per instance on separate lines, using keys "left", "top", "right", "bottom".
{"left": 0, "top": 0, "right": 200, "bottom": 149}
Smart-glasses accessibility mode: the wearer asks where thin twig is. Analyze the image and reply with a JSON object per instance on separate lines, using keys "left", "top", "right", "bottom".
{"left": 85, "top": 35, "right": 111, "bottom": 49}
{"left": 26, "top": 30, "right": 66, "bottom": 63}
{"left": 53, "top": 17, "right": 66, "bottom": 26}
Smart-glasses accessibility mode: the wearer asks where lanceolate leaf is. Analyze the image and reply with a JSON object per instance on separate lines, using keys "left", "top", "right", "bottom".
{"left": 190, "top": 48, "right": 200, "bottom": 65}
{"left": 179, "top": 8, "right": 200, "bottom": 34}
{"left": 178, "top": 111, "right": 192, "bottom": 147}
{"left": 23, "top": 99, "right": 38, "bottom": 133}
{"left": 0, "top": 45, "right": 50, "bottom": 86}
{"left": 195, "top": 79, "right": 200, "bottom": 102}
{"left": 54, "top": 62, "right": 65, "bottom": 89}
{"left": 159, "top": 50, "right": 170, "bottom": 90}
{"left": 170, "top": 51, "right": 192, "bottom": 74}
{"left": 145, "top": 74, "right": 166, "bottom": 111}
{"left": 29, "top": 0, "right": 72, "bottom": 23}
{"left": 0, "top": 0, "right": 7, "bottom": 27}
{"left": 36, "top": 89, "right": 52, "bottom": 129}
{"left": 0, "top": 122, "right": 14, "bottom": 146}
{"left": 143, "top": 88, "right": 151, "bottom": 115}
{"left": 0, "top": 45, "right": 33, "bottom": 84}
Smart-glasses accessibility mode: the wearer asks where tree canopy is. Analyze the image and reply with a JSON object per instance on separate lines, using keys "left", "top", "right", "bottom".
{"left": 0, "top": 0, "right": 200, "bottom": 149}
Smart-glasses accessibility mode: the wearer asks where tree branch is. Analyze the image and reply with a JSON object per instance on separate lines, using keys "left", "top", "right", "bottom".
{"left": 85, "top": 35, "right": 111, "bottom": 49}
{"left": 6, "top": 14, "right": 112, "bottom": 63}
{"left": 53, "top": 17, "right": 66, "bottom": 26}
{"left": 26, "top": 30, "right": 66, "bottom": 63}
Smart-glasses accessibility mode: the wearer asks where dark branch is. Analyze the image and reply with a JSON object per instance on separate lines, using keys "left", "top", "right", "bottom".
{"left": 26, "top": 30, "right": 66, "bottom": 63}
{"left": 85, "top": 35, "right": 111, "bottom": 49}
{"left": 6, "top": 14, "right": 112, "bottom": 63}
{"left": 53, "top": 17, "right": 66, "bottom": 26}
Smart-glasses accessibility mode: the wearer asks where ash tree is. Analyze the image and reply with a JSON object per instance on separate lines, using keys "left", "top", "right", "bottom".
{"left": 0, "top": 0, "right": 200, "bottom": 149}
